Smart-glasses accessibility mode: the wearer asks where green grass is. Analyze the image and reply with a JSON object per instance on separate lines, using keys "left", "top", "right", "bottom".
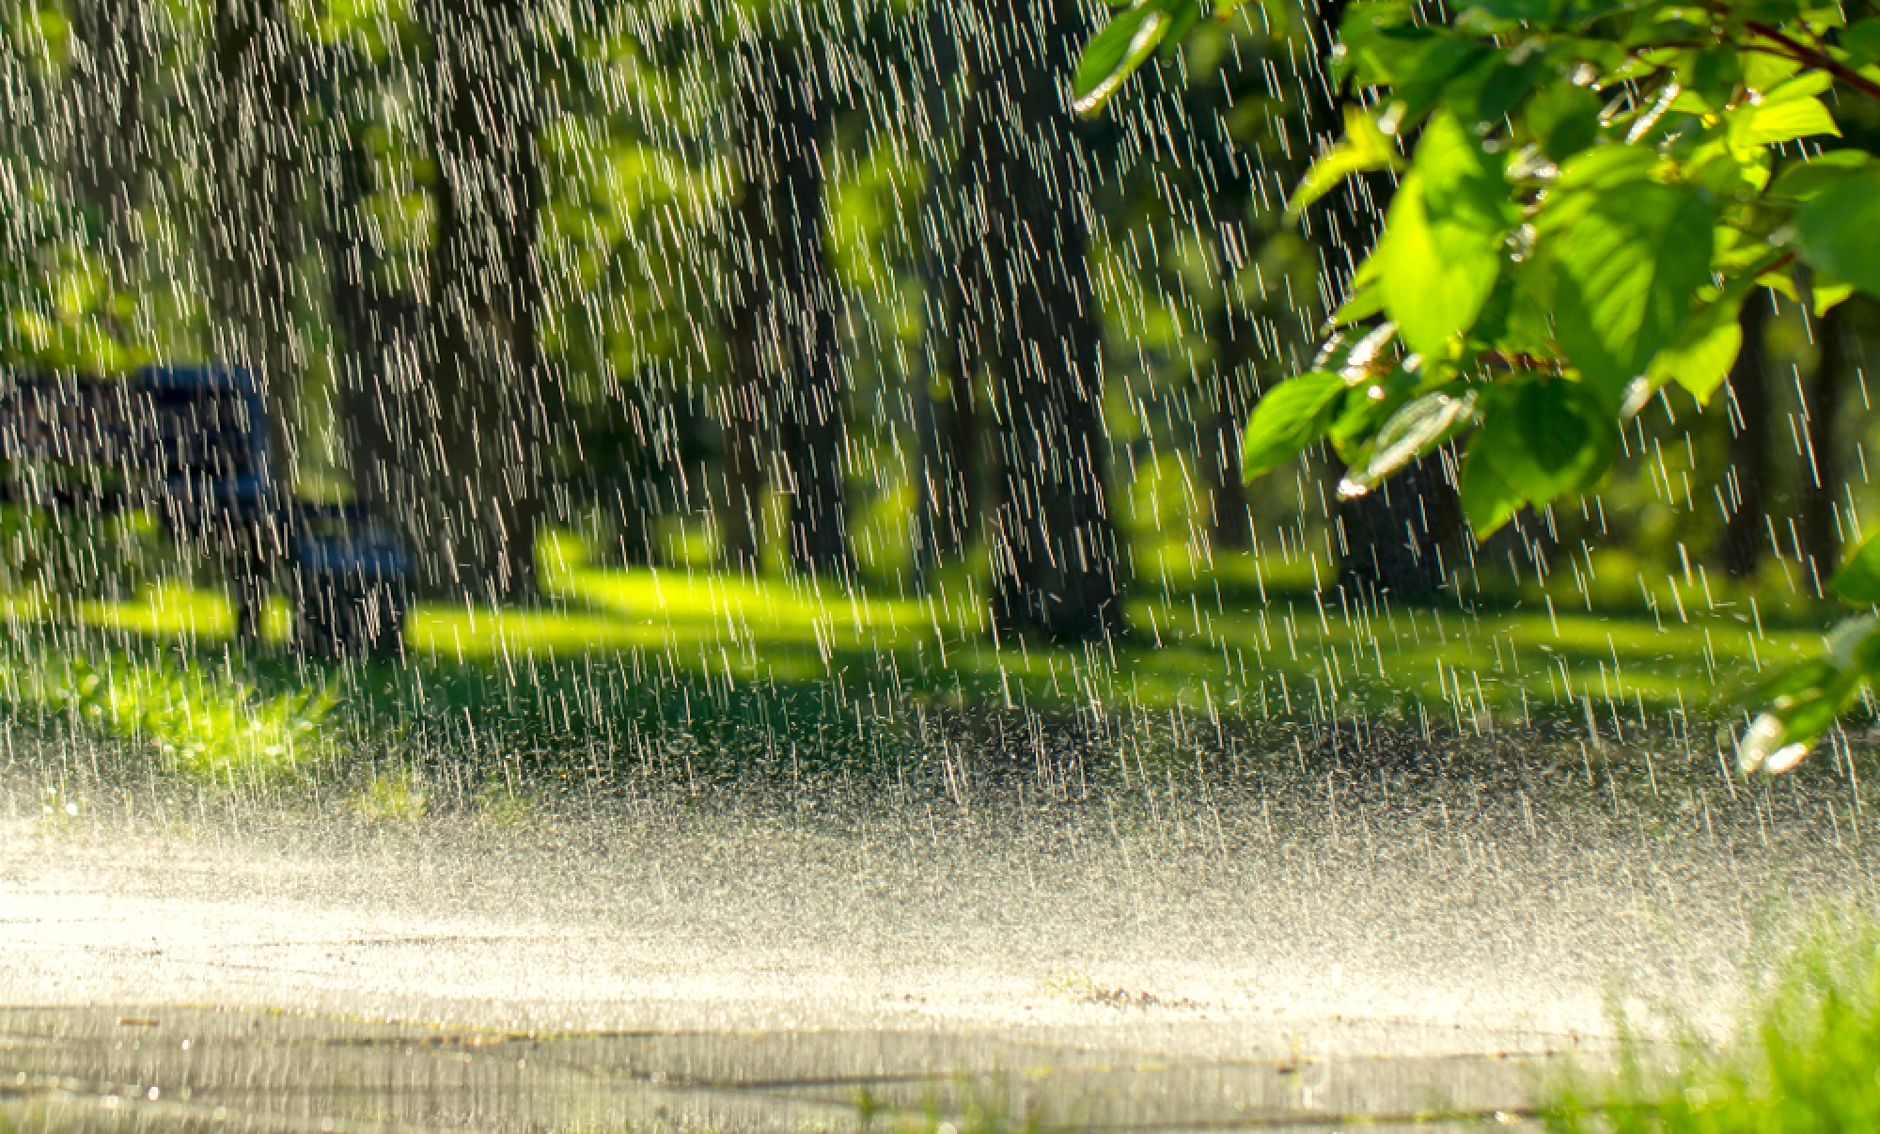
{"left": 0, "top": 650, "right": 335, "bottom": 786}
{"left": 1546, "top": 904, "right": 1880, "bottom": 1132}
{"left": 0, "top": 530, "right": 1851, "bottom": 785}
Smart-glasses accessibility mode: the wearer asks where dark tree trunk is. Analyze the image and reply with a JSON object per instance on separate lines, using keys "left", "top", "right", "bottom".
{"left": 1800, "top": 302, "right": 1850, "bottom": 590}
{"left": 719, "top": 251, "right": 768, "bottom": 573}
{"left": 914, "top": 368, "right": 979, "bottom": 566}
{"left": 1336, "top": 454, "right": 1461, "bottom": 601}
{"left": 324, "top": 128, "right": 422, "bottom": 530}
{"left": 410, "top": 0, "right": 546, "bottom": 604}
{"left": 203, "top": 0, "right": 303, "bottom": 641}
{"left": 1720, "top": 294, "right": 1771, "bottom": 579}
{"left": 721, "top": 41, "right": 851, "bottom": 581}
{"left": 1203, "top": 218, "right": 1257, "bottom": 553}
{"left": 69, "top": 0, "right": 147, "bottom": 274}
{"left": 913, "top": 215, "right": 981, "bottom": 575}
{"left": 960, "top": 0, "right": 1123, "bottom": 643}
{"left": 906, "top": 7, "right": 979, "bottom": 587}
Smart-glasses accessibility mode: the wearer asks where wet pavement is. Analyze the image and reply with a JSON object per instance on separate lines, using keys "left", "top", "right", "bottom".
{"left": 1, "top": 1005, "right": 1563, "bottom": 1131}
{"left": 3, "top": 751, "right": 1874, "bottom": 1130}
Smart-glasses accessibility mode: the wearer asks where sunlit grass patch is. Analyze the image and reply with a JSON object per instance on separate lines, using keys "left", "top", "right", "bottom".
{"left": 20, "top": 531, "right": 1857, "bottom": 745}
{"left": 352, "top": 768, "right": 429, "bottom": 821}
{"left": 0, "top": 651, "right": 335, "bottom": 785}
{"left": 1546, "top": 903, "right": 1880, "bottom": 1132}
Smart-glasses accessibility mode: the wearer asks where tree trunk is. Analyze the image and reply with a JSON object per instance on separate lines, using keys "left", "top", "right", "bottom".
{"left": 962, "top": 0, "right": 1124, "bottom": 643}
{"left": 1720, "top": 294, "right": 1771, "bottom": 579}
{"left": 324, "top": 126, "right": 422, "bottom": 529}
{"left": 718, "top": 252, "right": 768, "bottom": 573}
{"left": 913, "top": 200, "right": 981, "bottom": 576}
{"left": 1203, "top": 217, "right": 1258, "bottom": 553}
{"left": 412, "top": 0, "right": 546, "bottom": 604}
{"left": 1336, "top": 454, "right": 1460, "bottom": 601}
{"left": 723, "top": 40, "right": 851, "bottom": 581}
{"left": 69, "top": 0, "right": 146, "bottom": 278}
{"left": 202, "top": 0, "right": 302, "bottom": 641}
{"left": 1800, "top": 301, "right": 1850, "bottom": 591}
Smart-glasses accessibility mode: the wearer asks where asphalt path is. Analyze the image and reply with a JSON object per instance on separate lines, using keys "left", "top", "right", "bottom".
{"left": 2, "top": 743, "right": 1874, "bottom": 1131}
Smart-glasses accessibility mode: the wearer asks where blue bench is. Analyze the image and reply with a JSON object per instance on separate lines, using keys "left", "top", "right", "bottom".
{"left": 0, "top": 365, "right": 411, "bottom": 654}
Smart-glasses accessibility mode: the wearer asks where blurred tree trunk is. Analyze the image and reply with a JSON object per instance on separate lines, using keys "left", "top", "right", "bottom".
{"left": 913, "top": 215, "right": 981, "bottom": 575}
{"left": 719, "top": 220, "right": 768, "bottom": 573}
{"left": 1336, "top": 454, "right": 1461, "bottom": 599}
{"left": 1204, "top": 218, "right": 1257, "bottom": 553}
{"left": 411, "top": 0, "right": 546, "bottom": 604}
{"left": 912, "top": 360, "right": 980, "bottom": 569}
{"left": 205, "top": 0, "right": 301, "bottom": 462}
{"left": 911, "top": 17, "right": 978, "bottom": 585}
{"left": 1720, "top": 295, "right": 1771, "bottom": 579}
{"left": 323, "top": 128, "right": 421, "bottom": 541}
{"left": 202, "top": 0, "right": 303, "bottom": 640}
{"left": 1800, "top": 301, "right": 1851, "bottom": 591}
{"left": 68, "top": 0, "right": 146, "bottom": 281}
{"left": 961, "top": 0, "right": 1124, "bottom": 643}
{"left": 722, "top": 41, "right": 851, "bottom": 581}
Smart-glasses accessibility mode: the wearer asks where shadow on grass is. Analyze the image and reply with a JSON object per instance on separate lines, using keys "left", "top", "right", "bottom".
{"left": 0, "top": 533, "right": 1854, "bottom": 789}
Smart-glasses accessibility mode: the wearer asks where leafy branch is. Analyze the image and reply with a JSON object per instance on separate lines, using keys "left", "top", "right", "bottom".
{"left": 1079, "top": 0, "right": 1880, "bottom": 773}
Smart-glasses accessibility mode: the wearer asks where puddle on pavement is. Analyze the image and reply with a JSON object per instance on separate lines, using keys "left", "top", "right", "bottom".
{"left": 0, "top": 1006, "right": 1569, "bottom": 1132}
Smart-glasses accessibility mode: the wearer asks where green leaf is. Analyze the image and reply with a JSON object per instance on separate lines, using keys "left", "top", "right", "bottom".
{"left": 1459, "top": 0, "right": 1555, "bottom": 21}
{"left": 1376, "top": 110, "right": 1510, "bottom": 358}
{"left": 1830, "top": 529, "right": 1880, "bottom": 603}
{"left": 1458, "top": 441, "right": 1526, "bottom": 534}
{"left": 1444, "top": 54, "right": 1542, "bottom": 129}
{"left": 1287, "top": 104, "right": 1403, "bottom": 216}
{"left": 1644, "top": 293, "right": 1744, "bottom": 404}
{"left": 1160, "top": 0, "right": 1202, "bottom": 54}
{"left": 1687, "top": 44, "right": 1743, "bottom": 111}
{"left": 1340, "top": 389, "right": 1477, "bottom": 494}
{"left": 1475, "top": 374, "right": 1615, "bottom": 503}
{"left": 1073, "top": 0, "right": 1185, "bottom": 115}
{"left": 1541, "top": 180, "right": 1715, "bottom": 407}
{"left": 1241, "top": 371, "right": 1345, "bottom": 482}
{"left": 1794, "top": 172, "right": 1880, "bottom": 301}
{"left": 1767, "top": 150, "right": 1873, "bottom": 200}
{"left": 1741, "top": 46, "right": 1802, "bottom": 94}
{"left": 1553, "top": 143, "right": 1659, "bottom": 191}
{"left": 1842, "top": 18, "right": 1880, "bottom": 66}
{"left": 1735, "top": 74, "right": 1840, "bottom": 146}
{"left": 1739, "top": 97, "right": 1839, "bottom": 145}
{"left": 1524, "top": 81, "right": 1602, "bottom": 162}
{"left": 1333, "top": 283, "right": 1386, "bottom": 325}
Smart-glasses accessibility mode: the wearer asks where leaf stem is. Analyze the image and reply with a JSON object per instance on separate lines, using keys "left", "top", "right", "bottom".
{"left": 1744, "top": 21, "right": 1880, "bottom": 103}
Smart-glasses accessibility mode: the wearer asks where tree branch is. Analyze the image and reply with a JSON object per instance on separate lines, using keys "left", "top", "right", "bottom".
{"left": 1744, "top": 22, "right": 1880, "bottom": 103}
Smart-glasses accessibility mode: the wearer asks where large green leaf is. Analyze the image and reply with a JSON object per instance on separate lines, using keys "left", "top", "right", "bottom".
{"left": 1794, "top": 172, "right": 1880, "bottom": 302}
{"left": 1240, "top": 371, "right": 1345, "bottom": 482}
{"left": 1524, "top": 81, "right": 1602, "bottom": 162}
{"left": 1644, "top": 293, "right": 1744, "bottom": 404}
{"left": 1376, "top": 111, "right": 1510, "bottom": 358}
{"left": 1542, "top": 179, "right": 1715, "bottom": 407}
{"left": 1831, "top": 530, "right": 1880, "bottom": 603}
{"left": 1733, "top": 72, "right": 1839, "bottom": 147}
{"left": 1476, "top": 375, "right": 1613, "bottom": 501}
{"left": 1457, "top": 441, "right": 1526, "bottom": 534}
